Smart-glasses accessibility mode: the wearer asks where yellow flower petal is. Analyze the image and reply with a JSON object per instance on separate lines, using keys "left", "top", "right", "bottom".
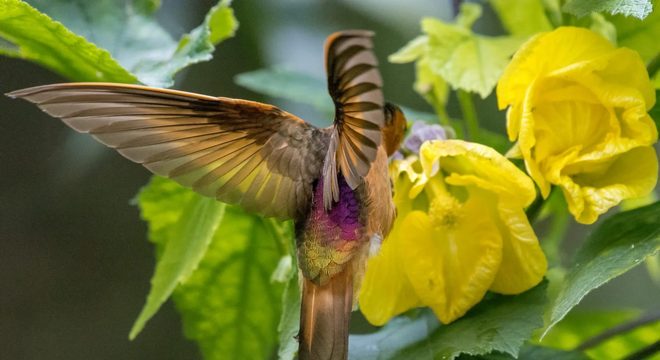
{"left": 490, "top": 203, "right": 547, "bottom": 293}
{"left": 402, "top": 191, "right": 503, "bottom": 324}
{"left": 391, "top": 156, "right": 422, "bottom": 185}
{"left": 498, "top": 26, "right": 658, "bottom": 221}
{"left": 533, "top": 101, "right": 610, "bottom": 162}
{"left": 560, "top": 146, "right": 659, "bottom": 224}
{"left": 421, "top": 141, "right": 546, "bottom": 293}
{"left": 515, "top": 79, "right": 552, "bottom": 197}
{"left": 541, "top": 49, "right": 657, "bottom": 150}
{"left": 391, "top": 156, "right": 431, "bottom": 200}
{"left": 549, "top": 48, "right": 655, "bottom": 110}
{"left": 421, "top": 140, "right": 536, "bottom": 205}
{"left": 505, "top": 142, "right": 522, "bottom": 159}
{"left": 359, "top": 222, "right": 422, "bottom": 325}
{"left": 498, "top": 27, "right": 616, "bottom": 109}
{"left": 506, "top": 102, "right": 523, "bottom": 141}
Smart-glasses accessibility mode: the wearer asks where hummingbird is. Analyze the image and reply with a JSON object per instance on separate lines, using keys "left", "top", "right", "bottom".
{"left": 8, "top": 30, "right": 407, "bottom": 360}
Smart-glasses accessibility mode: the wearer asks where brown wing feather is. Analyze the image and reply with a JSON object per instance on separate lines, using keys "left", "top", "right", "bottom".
{"left": 8, "top": 82, "right": 329, "bottom": 220}
{"left": 322, "top": 30, "right": 384, "bottom": 209}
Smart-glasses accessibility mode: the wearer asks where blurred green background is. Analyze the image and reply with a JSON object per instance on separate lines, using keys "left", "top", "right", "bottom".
{"left": 0, "top": 1, "right": 657, "bottom": 359}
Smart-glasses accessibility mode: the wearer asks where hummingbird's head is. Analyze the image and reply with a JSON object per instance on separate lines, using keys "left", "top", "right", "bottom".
{"left": 383, "top": 103, "right": 408, "bottom": 156}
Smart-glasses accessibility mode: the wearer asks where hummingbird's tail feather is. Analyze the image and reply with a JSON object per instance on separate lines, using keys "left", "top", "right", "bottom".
{"left": 299, "top": 267, "right": 353, "bottom": 360}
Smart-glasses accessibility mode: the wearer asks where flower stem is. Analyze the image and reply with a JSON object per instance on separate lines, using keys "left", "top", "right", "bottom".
{"left": 576, "top": 311, "right": 660, "bottom": 352}
{"left": 457, "top": 90, "right": 479, "bottom": 141}
{"left": 622, "top": 340, "right": 660, "bottom": 360}
{"left": 525, "top": 196, "right": 544, "bottom": 223}
{"left": 434, "top": 101, "right": 451, "bottom": 127}
{"left": 426, "top": 93, "right": 451, "bottom": 127}
{"left": 541, "top": 204, "right": 569, "bottom": 264}
{"left": 525, "top": 186, "right": 556, "bottom": 223}
{"left": 647, "top": 52, "right": 660, "bottom": 78}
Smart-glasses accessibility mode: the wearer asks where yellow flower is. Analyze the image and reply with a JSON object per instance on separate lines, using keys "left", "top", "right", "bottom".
{"left": 497, "top": 27, "right": 658, "bottom": 224}
{"left": 359, "top": 140, "right": 547, "bottom": 325}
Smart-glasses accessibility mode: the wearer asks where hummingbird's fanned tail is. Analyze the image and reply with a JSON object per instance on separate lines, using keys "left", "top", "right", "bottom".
{"left": 299, "top": 266, "right": 353, "bottom": 360}
{"left": 322, "top": 30, "right": 385, "bottom": 210}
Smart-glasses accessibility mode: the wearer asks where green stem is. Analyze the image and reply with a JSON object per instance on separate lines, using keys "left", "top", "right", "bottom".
{"left": 576, "top": 311, "right": 660, "bottom": 352}
{"left": 424, "top": 92, "right": 451, "bottom": 126}
{"left": 457, "top": 90, "right": 479, "bottom": 141}
{"left": 541, "top": 205, "right": 569, "bottom": 265}
{"left": 434, "top": 100, "right": 451, "bottom": 126}
{"left": 623, "top": 340, "right": 660, "bottom": 360}
{"left": 545, "top": 4, "right": 564, "bottom": 28}
{"left": 647, "top": 52, "right": 660, "bottom": 78}
{"left": 526, "top": 186, "right": 556, "bottom": 224}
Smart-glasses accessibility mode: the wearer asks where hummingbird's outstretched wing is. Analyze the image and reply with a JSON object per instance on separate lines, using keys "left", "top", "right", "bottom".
{"left": 9, "top": 83, "right": 328, "bottom": 220}
{"left": 322, "top": 30, "right": 385, "bottom": 209}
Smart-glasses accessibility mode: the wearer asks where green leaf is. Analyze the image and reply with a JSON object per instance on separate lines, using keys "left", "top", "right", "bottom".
{"left": 235, "top": 67, "right": 334, "bottom": 118}
{"left": 137, "top": 178, "right": 286, "bottom": 358}
{"left": 459, "top": 345, "right": 589, "bottom": 360}
{"left": 135, "top": 0, "right": 161, "bottom": 14}
{"left": 28, "top": 0, "right": 238, "bottom": 87}
{"left": 540, "top": 310, "right": 660, "bottom": 359}
{"left": 513, "top": 346, "right": 589, "bottom": 360}
{"left": 389, "top": 2, "right": 523, "bottom": 124}
{"left": 544, "top": 201, "right": 660, "bottom": 335}
{"left": 207, "top": 1, "right": 239, "bottom": 44}
{"left": 131, "top": 177, "right": 226, "bottom": 339}
{"left": 424, "top": 22, "right": 523, "bottom": 99}
{"left": 389, "top": 35, "right": 428, "bottom": 63}
{"left": 135, "top": 176, "right": 197, "bottom": 247}
{"left": 609, "top": 0, "right": 660, "bottom": 62}
{"left": 350, "top": 283, "right": 547, "bottom": 360}
{"left": 277, "top": 269, "right": 301, "bottom": 360}
{"left": 395, "top": 283, "right": 547, "bottom": 359}
{"left": 390, "top": 36, "right": 451, "bottom": 122}
{"left": 421, "top": 4, "right": 524, "bottom": 98}
{"left": 0, "top": 0, "right": 137, "bottom": 83}
{"left": 563, "top": 0, "right": 653, "bottom": 19}
{"left": 262, "top": 218, "right": 300, "bottom": 360}
{"left": 172, "top": 206, "right": 284, "bottom": 359}
{"left": 490, "top": 0, "right": 553, "bottom": 35}
{"left": 132, "top": 0, "right": 237, "bottom": 87}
